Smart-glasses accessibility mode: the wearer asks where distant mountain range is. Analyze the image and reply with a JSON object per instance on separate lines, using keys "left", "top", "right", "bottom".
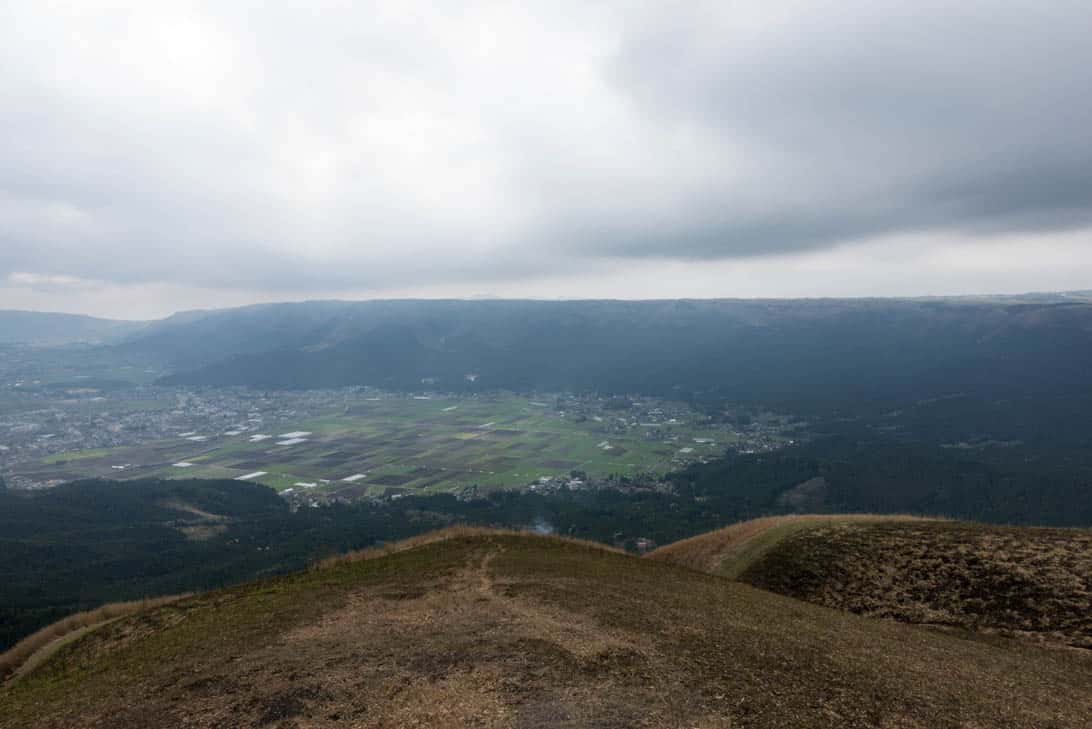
{"left": 0, "top": 310, "right": 146, "bottom": 345}
{"left": 3, "top": 294, "right": 1092, "bottom": 405}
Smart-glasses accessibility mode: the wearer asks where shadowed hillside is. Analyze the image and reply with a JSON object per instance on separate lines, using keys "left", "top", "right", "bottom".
{"left": 649, "top": 516, "right": 1092, "bottom": 649}
{"left": 121, "top": 298, "right": 1092, "bottom": 404}
{"left": 2, "top": 530, "right": 1090, "bottom": 728}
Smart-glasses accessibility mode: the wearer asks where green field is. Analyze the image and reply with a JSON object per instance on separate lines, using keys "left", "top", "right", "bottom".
{"left": 26, "top": 395, "right": 748, "bottom": 498}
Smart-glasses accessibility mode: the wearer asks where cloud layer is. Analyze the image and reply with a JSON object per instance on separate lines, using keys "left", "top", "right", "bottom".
{"left": 1, "top": 1, "right": 1090, "bottom": 313}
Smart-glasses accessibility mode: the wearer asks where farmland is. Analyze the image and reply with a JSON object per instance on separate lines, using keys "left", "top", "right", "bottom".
{"left": 15, "top": 392, "right": 796, "bottom": 499}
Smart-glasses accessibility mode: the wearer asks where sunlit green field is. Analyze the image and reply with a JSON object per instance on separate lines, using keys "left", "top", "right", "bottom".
{"left": 29, "top": 395, "right": 746, "bottom": 497}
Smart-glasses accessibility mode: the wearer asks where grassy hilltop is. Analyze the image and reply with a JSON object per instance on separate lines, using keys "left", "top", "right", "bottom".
{"left": 2, "top": 528, "right": 1090, "bottom": 728}
{"left": 649, "top": 515, "right": 1092, "bottom": 649}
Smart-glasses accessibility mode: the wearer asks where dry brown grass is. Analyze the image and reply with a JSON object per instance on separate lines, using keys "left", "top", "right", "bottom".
{"left": 649, "top": 515, "right": 1092, "bottom": 649}
{"left": 0, "top": 594, "right": 189, "bottom": 682}
{"left": 647, "top": 513, "right": 940, "bottom": 576}
{"left": 4, "top": 532, "right": 1088, "bottom": 728}
{"left": 742, "top": 520, "right": 1092, "bottom": 649}
{"left": 313, "top": 525, "right": 624, "bottom": 570}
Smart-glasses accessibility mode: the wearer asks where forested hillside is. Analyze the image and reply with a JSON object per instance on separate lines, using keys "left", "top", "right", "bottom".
{"left": 119, "top": 298, "right": 1092, "bottom": 405}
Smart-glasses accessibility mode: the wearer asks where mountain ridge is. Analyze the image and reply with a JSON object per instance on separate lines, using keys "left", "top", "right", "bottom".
{"left": 95, "top": 297, "right": 1092, "bottom": 403}
{"left": 0, "top": 310, "right": 147, "bottom": 345}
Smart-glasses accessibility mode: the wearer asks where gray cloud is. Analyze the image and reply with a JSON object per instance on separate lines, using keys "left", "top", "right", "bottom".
{"left": 591, "top": 1, "right": 1092, "bottom": 257}
{"left": 1, "top": 1, "right": 1090, "bottom": 302}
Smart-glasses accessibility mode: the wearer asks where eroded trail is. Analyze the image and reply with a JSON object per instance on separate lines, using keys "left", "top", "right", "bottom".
{"left": 239, "top": 543, "right": 682, "bottom": 728}
{"left": 477, "top": 549, "right": 498, "bottom": 595}
{"left": 471, "top": 547, "right": 652, "bottom": 664}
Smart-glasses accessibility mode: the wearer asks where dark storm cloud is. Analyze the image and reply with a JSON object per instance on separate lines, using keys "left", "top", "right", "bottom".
{"left": 1, "top": 1, "right": 1090, "bottom": 299}
{"left": 587, "top": 0, "right": 1092, "bottom": 259}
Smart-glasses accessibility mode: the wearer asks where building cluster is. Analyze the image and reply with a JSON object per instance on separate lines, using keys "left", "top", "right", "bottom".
{"left": 0, "top": 380, "right": 376, "bottom": 489}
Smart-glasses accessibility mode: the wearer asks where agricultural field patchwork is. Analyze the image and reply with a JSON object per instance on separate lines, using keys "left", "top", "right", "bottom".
{"left": 17, "top": 394, "right": 784, "bottom": 499}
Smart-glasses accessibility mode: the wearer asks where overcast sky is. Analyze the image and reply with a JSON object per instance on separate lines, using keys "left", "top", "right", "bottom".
{"left": 2, "top": 1, "right": 1091, "bottom": 319}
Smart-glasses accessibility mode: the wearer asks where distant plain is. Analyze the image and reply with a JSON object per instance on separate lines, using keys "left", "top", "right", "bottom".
{"left": 26, "top": 395, "right": 769, "bottom": 497}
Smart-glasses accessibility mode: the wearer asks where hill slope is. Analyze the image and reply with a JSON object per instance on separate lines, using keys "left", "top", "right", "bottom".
{"left": 0, "top": 310, "right": 146, "bottom": 344}
{"left": 118, "top": 297, "right": 1092, "bottom": 403}
{"left": 2, "top": 530, "right": 1090, "bottom": 728}
{"left": 0, "top": 478, "right": 293, "bottom": 652}
{"left": 647, "top": 514, "right": 933, "bottom": 577}
{"left": 649, "top": 516, "right": 1092, "bottom": 649}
